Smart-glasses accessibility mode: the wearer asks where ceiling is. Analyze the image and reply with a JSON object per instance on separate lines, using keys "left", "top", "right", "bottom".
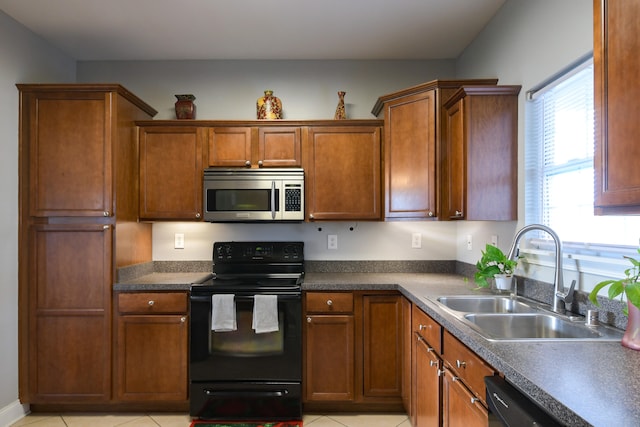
{"left": 0, "top": 0, "right": 506, "bottom": 61}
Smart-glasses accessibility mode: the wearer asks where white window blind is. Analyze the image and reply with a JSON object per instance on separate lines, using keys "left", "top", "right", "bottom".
{"left": 525, "top": 57, "right": 640, "bottom": 248}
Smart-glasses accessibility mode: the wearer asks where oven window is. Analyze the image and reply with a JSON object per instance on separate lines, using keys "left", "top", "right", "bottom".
{"left": 211, "top": 310, "right": 285, "bottom": 357}
{"left": 208, "top": 189, "right": 279, "bottom": 212}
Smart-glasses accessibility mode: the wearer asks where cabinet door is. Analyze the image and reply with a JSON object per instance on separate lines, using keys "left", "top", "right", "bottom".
{"left": 116, "top": 314, "right": 188, "bottom": 401}
{"left": 304, "top": 314, "right": 355, "bottom": 401}
{"left": 304, "top": 126, "right": 382, "bottom": 220}
{"left": 362, "top": 295, "right": 402, "bottom": 398}
{"left": 384, "top": 91, "right": 437, "bottom": 219}
{"left": 24, "top": 91, "right": 113, "bottom": 217}
{"left": 445, "top": 99, "right": 466, "bottom": 219}
{"left": 442, "top": 368, "right": 488, "bottom": 427}
{"left": 28, "top": 224, "right": 112, "bottom": 402}
{"left": 258, "top": 126, "right": 301, "bottom": 167}
{"left": 594, "top": 0, "right": 640, "bottom": 213}
{"left": 415, "top": 334, "right": 442, "bottom": 427}
{"left": 208, "top": 127, "right": 252, "bottom": 167}
{"left": 139, "top": 126, "right": 205, "bottom": 220}
{"left": 401, "top": 297, "right": 412, "bottom": 416}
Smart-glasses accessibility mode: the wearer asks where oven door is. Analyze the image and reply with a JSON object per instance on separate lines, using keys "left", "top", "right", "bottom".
{"left": 190, "top": 291, "right": 302, "bottom": 382}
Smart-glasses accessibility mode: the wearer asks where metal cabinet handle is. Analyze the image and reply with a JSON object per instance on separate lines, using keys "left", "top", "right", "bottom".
{"left": 455, "top": 210, "right": 463, "bottom": 217}
{"left": 258, "top": 160, "right": 263, "bottom": 167}
{"left": 307, "top": 317, "right": 312, "bottom": 323}
{"left": 148, "top": 300, "right": 155, "bottom": 306}
{"left": 195, "top": 212, "right": 201, "bottom": 218}
{"left": 419, "top": 324, "right": 429, "bottom": 331}
{"left": 456, "top": 359, "right": 466, "bottom": 369}
{"left": 180, "top": 316, "right": 186, "bottom": 323}
{"left": 103, "top": 211, "right": 110, "bottom": 217}
{"left": 430, "top": 360, "right": 438, "bottom": 367}
{"left": 326, "top": 299, "right": 333, "bottom": 306}
{"left": 428, "top": 211, "right": 434, "bottom": 217}
{"left": 245, "top": 160, "right": 251, "bottom": 167}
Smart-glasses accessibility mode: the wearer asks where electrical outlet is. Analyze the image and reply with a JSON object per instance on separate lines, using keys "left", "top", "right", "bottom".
{"left": 174, "top": 233, "right": 185, "bottom": 249}
{"left": 466, "top": 234, "right": 473, "bottom": 251}
{"left": 328, "top": 234, "right": 338, "bottom": 250}
{"left": 491, "top": 235, "right": 498, "bottom": 247}
{"left": 411, "top": 233, "right": 422, "bottom": 249}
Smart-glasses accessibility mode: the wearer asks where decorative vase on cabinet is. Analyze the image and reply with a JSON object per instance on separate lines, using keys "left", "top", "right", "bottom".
{"left": 257, "top": 90, "right": 282, "bottom": 119}
{"left": 334, "top": 91, "right": 346, "bottom": 119}
{"left": 174, "top": 94, "right": 196, "bottom": 119}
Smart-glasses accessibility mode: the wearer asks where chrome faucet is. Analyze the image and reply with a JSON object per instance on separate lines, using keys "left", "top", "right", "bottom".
{"left": 507, "top": 224, "right": 576, "bottom": 314}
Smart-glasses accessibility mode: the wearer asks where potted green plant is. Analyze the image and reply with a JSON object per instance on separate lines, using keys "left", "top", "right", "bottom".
{"left": 474, "top": 244, "right": 518, "bottom": 290}
{"left": 588, "top": 248, "right": 640, "bottom": 350}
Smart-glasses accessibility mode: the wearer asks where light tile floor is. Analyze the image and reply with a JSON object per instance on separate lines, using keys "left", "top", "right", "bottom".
{"left": 9, "top": 412, "right": 410, "bottom": 427}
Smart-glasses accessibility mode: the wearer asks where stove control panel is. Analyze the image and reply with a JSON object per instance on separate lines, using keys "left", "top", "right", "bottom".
{"left": 213, "top": 241, "right": 304, "bottom": 262}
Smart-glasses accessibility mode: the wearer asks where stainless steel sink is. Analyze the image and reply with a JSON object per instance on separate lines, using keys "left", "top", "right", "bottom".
{"left": 435, "top": 296, "right": 538, "bottom": 314}
{"left": 431, "top": 295, "right": 624, "bottom": 342}
{"left": 463, "top": 313, "right": 623, "bottom": 342}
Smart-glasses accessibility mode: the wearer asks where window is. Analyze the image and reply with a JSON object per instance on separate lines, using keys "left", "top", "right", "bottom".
{"left": 525, "top": 57, "right": 640, "bottom": 250}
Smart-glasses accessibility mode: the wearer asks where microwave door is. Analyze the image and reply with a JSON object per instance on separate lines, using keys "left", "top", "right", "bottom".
{"left": 205, "top": 180, "right": 281, "bottom": 221}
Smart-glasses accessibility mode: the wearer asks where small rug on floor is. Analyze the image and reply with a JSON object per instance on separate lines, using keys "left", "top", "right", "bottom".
{"left": 190, "top": 421, "right": 302, "bottom": 427}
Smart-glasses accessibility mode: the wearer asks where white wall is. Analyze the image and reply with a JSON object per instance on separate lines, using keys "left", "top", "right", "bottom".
{"left": 454, "top": 0, "right": 593, "bottom": 266}
{"left": 0, "top": 10, "right": 76, "bottom": 425}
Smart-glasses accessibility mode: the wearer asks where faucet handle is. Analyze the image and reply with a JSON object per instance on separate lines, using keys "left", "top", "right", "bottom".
{"left": 557, "top": 279, "right": 576, "bottom": 305}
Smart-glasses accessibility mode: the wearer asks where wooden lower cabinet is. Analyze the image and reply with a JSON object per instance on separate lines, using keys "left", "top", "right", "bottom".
{"left": 304, "top": 314, "right": 355, "bottom": 401}
{"left": 415, "top": 334, "right": 441, "bottom": 427}
{"left": 411, "top": 305, "right": 496, "bottom": 427}
{"left": 442, "top": 368, "right": 488, "bottom": 427}
{"left": 303, "top": 291, "right": 403, "bottom": 411}
{"left": 412, "top": 304, "right": 443, "bottom": 427}
{"left": 115, "top": 292, "right": 188, "bottom": 403}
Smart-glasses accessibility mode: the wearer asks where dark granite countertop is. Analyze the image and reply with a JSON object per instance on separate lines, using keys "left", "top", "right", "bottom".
{"left": 113, "top": 272, "right": 212, "bottom": 291}
{"left": 304, "top": 272, "right": 640, "bottom": 427}
{"left": 113, "top": 269, "right": 638, "bottom": 426}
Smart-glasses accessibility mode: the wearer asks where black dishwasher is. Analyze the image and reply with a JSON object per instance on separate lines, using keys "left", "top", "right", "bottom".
{"left": 485, "top": 376, "right": 563, "bottom": 426}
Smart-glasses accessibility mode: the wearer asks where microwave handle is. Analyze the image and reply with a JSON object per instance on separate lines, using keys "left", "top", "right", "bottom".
{"left": 271, "top": 180, "right": 276, "bottom": 219}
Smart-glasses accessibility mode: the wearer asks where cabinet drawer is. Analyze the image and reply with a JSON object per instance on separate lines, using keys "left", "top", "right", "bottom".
{"left": 118, "top": 292, "right": 187, "bottom": 314}
{"left": 305, "top": 292, "right": 353, "bottom": 313}
{"left": 443, "top": 330, "right": 495, "bottom": 401}
{"left": 412, "top": 305, "right": 442, "bottom": 354}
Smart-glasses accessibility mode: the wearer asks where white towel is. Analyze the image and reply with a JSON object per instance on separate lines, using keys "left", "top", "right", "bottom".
{"left": 252, "top": 294, "right": 279, "bottom": 334}
{"left": 211, "top": 294, "right": 237, "bottom": 332}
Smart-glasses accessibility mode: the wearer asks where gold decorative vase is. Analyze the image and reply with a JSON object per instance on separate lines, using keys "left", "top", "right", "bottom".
{"left": 257, "top": 90, "right": 282, "bottom": 119}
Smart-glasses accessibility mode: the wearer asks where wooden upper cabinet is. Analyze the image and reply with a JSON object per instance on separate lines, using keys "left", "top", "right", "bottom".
{"left": 372, "top": 79, "right": 498, "bottom": 221}
{"left": 17, "top": 84, "right": 156, "bottom": 219}
{"left": 208, "top": 126, "right": 253, "bottom": 167}
{"left": 443, "top": 85, "right": 520, "bottom": 221}
{"left": 594, "top": 0, "right": 640, "bottom": 214}
{"left": 259, "top": 126, "right": 302, "bottom": 167}
{"left": 208, "top": 125, "right": 301, "bottom": 168}
{"left": 383, "top": 91, "right": 438, "bottom": 219}
{"left": 139, "top": 126, "right": 205, "bottom": 220}
{"left": 303, "top": 124, "right": 383, "bottom": 221}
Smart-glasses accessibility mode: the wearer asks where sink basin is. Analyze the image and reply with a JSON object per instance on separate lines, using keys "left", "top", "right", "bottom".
{"left": 436, "top": 296, "right": 538, "bottom": 314}
{"left": 463, "top": 313, "right": 622, "bottom": 341}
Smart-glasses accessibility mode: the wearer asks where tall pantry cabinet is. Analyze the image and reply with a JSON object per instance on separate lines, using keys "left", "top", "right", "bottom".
{"left": 17, "top": 84, "right": 157, "bottom": 405}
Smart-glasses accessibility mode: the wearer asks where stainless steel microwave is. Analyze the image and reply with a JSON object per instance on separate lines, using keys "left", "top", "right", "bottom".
{"left": 203, "top": 168, "right": 304, "bottom": 222}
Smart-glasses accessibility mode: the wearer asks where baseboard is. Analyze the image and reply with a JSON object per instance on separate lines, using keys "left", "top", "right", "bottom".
{"left": 0, "top": 400, "right": 29, "bottom": 427}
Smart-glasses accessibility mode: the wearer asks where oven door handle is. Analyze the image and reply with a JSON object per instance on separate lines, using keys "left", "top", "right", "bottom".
{"left": 204, "top": 388, "right": 289, "bottom": 398}
{"left": 232, "top": 293, "right": 301, "bottom": 300}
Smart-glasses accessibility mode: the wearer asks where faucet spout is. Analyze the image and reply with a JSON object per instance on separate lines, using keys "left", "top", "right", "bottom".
{"left": 507, "top": 224, "right": 574, "bottom": 313}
